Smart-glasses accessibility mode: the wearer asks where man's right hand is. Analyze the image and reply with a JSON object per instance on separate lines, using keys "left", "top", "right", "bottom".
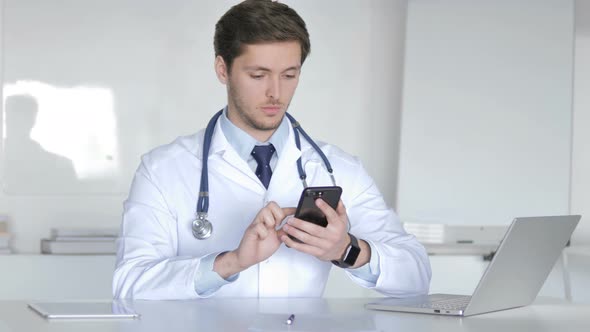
{"left": 214, "top": 202, "right": 295, "bottom": 279}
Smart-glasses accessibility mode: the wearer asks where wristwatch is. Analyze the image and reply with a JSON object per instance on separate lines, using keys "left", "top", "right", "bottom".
{"left": 331, "top": 233, "right": 361, "bottom": 268}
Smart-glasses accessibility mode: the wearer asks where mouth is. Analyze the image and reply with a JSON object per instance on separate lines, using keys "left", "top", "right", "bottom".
{"left": 260, "top": 105, "right": 282, "bottom": 116}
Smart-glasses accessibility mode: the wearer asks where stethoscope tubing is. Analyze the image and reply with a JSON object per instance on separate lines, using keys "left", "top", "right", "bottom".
{"left": 193, "top": 109, "right": 336, "bottom": 239}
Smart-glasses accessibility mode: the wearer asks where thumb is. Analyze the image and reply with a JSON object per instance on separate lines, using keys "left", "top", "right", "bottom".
{"left": 277, "top": 228, "right": 287, "bottom": 239}
{"left": 282, "top": 207, "right": 296, "bottom": 216}
{"left": 336, "top": 200, "right": 346, "bottom": 216}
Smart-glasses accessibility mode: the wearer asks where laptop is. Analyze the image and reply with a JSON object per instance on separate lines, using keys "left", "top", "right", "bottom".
{"left": 366, "top": 215, "right": 581, "bottom": 317}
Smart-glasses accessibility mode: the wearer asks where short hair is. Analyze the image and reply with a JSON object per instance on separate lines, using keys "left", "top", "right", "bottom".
{"left": 214, "top": 0, "right": 311, "bottom": 72}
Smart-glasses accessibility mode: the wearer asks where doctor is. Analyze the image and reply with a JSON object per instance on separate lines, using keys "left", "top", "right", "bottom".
{"left": 113, "top": 0, "right": 431, "bottom": 300}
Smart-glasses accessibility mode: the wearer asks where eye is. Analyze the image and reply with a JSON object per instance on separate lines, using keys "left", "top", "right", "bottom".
{"left": 283, "top": 73, "right": 297, "bottom": 79}
{"left": 250, "top": 73, "right": 264, "bottom": 80}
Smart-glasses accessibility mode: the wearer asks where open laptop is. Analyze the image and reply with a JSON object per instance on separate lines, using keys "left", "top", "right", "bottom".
{"left": 366, "top": 215, "right": 580, "bottom": 317}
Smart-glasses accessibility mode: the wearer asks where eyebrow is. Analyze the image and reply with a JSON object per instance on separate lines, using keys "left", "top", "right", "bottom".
{"left": 244, "top": 66, "right": 301, "bottom": 73}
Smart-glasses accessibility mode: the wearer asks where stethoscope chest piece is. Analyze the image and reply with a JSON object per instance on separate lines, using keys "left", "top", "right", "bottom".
{"left": 192, "top": 213, "right": 213, "bottom": 240}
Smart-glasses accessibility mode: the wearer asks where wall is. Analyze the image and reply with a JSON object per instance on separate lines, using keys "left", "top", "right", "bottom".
{"left": 571, "top": 0, "right": 590, "bottom": 245}
{"left": 395, "top": 0, "right": 589, "bottom": 304}
{"left": 567, "top": 0, "right": 590, "bottom": 302}
{"left": 0, "top": 0, "right": 406, "bottom": 253}
{"left": 397, "top": 0, "right": 574, "bottom": 226}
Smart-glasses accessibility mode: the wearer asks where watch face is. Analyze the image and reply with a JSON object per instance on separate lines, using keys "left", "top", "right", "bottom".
{"left": 332, "top": 234, "right": 361, "bottom": 268}
{"left": 344, "top": 243, "right": 361, "bottom": 266}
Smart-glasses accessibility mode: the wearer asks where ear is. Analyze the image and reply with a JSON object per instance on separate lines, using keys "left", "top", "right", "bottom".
{"left": 214, "top": 56, "right": 229, "bottom": 84}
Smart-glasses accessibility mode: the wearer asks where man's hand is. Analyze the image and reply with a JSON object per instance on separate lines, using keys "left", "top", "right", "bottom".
{"left": 214, "top": 202, "right": 295, "bottom": 279}
{"left": 280, "top": 199, "right": 371, "bottom": 268}
{"left": 280, "top": 199, "right": 348, "bottom": 260}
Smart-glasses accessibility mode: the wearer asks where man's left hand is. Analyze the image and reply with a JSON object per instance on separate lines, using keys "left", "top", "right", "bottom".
{"left": 280, "top": 199, "right": 351, "bottom": 262}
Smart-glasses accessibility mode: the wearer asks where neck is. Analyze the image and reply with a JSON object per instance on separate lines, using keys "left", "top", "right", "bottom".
{"left": 226, "top": 107, "right": 276, "bottom": 143}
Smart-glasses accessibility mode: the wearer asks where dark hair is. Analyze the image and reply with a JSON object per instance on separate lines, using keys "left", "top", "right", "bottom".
{"left": 214, "top": 0, "right": 311, "bottom": 72}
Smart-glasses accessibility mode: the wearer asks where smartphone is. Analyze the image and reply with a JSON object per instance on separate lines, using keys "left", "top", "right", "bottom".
{"left": 290, "top": 186, "right": 342, "bottom": 243}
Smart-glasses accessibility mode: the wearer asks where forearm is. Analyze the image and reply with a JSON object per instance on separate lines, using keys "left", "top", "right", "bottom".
{"left": 213, "top": 250, "right": 244, "bottom": 279}
{"left": 113, "top": 255, "right": 201, "bottom": 300}
{"left": 194, "top": 252, "right": 239, "bottom": 296}
{"left": 369, "top": 238, "right": 431, "bottom": 296}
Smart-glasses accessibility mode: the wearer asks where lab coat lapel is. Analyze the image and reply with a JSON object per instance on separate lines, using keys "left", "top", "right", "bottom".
{"left": 208, "top": 119, "right": 265, "bottom": 193}
{"left": 206, "top": 114, "right": 308, "bottom": 194}
{"left": 267, "top": 122, "right": 303, "bottom": 193}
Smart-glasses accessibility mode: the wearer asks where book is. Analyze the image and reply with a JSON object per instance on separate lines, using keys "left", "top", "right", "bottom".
{"left": 50, "top": 227, "right": 119, "bottom": 238}
{"left": 41, "top": 239, "right": 116, "bottom": 255}
{"left": 52, "top": 236, "right": 117, "bottom": 242}
{"left": 0, "top": 220, "right": 7, "bottom": 232}
{"left": 402, "top": 223, "right": 506, "bottom": 245}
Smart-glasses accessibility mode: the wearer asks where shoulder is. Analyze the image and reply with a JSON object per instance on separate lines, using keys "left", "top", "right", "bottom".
{"left": 140, "top": 130, "right": 205, "bottom": 173}
{"left": 300, "top": 140, "right": 369, "bottom": 187}
{"left": 302, "top": 140, "right": 361, "bottom": 169}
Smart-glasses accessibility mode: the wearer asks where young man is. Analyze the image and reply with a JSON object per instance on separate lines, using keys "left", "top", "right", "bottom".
{"left": 113, "top": 0, "right": 431, "bottom": 299}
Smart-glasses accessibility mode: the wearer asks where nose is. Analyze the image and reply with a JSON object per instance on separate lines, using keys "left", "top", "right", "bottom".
{"left": 266, "top": 76, "right": 280, "bottom": 101}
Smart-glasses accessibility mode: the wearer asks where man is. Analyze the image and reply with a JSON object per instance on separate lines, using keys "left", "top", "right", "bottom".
{"left": 113, "top": 0, "right": 431, "bottom": 300}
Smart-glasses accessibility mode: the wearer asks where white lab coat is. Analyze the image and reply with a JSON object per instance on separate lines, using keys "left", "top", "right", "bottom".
{"left": 113, "top": 118, "right": 431, "bottom": 299}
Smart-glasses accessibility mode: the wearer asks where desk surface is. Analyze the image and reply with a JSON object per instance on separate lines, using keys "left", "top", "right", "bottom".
{"left": 0, "top": 297, "right": 588, "bottom": 332}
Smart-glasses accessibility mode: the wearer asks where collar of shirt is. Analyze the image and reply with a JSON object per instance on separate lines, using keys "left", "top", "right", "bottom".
{"left": 219, "top": 106, "right": 289, "bottom": 163}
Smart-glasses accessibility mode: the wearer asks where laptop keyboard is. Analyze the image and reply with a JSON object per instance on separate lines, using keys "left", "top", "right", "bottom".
{"left": 415, "top": 296, "right": 471, "bottom": 310}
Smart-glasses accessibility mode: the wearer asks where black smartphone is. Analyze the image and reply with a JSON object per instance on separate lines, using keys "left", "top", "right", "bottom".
{"left": 290, "top": 186, "right": 342, "bottom": 243}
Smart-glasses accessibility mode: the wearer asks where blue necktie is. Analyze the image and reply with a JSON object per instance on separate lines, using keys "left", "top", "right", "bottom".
{"left": 251, "top": 144, "right": 275, "bottom": 189}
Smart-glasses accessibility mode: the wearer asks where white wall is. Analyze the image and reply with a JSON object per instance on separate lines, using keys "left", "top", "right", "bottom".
{"left": 571, "top": 0, "right": 590, "bottom": 245}
{"left": 398, "top": 0, "right": 574, "bottom": 227}
{"left": 395, "top": 0, "right": 589, "bottom": 304}
{"left": 0, "top": 0, "right": 406, "bottom": 253}
{"left": 566, "top": 0, "right": 590, "bottom": 301}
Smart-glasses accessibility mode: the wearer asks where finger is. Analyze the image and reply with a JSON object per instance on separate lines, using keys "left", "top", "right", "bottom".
{"left": 286, "top": 217, "right": 327, "bottom": 239}
{"left": 265, "top": 203, "right": 283, "bottom": 228}
{"left": 315, "top": 199, "right": 340, "bottom": 224}
{"left": 256, "top": 209, "right": 275, "bottom": 228}
{"left": 254, "top": 222, "right": 269, "bottom": 240}
{"left": 281, "top": 234, "right": 324, "bottom": 257}
{"left": 277, "top": 229, "right": 291, "bottom": 248}
{"left": 277, "top": 228, "right": 287, "bottom": 239}
{"left": 265, "top": 202, "right": 296, "bottom": 227}
{"left": 281, "top": 207, "right": 296, "bottom": 217}
{"left": 283, "top": 222, "right": 327, "bottom": 249}
{"left": 266, "top": 202, "right": 282, "bottom": 217}
{"left": 245, "top": 222, "right": 266, "bottom": 241}
{"left": 277, "top": 208, "right": 296, "bottom": 228}
{"left": 336, "top": 200, "right": 347, "bottom": 216}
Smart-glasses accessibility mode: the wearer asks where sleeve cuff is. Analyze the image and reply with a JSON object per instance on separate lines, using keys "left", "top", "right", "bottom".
{"left": 194, "top": 252, "right": 239, "bottom": 296}
{"left": 346, "top": 240, "right": 380, "bottom": 284}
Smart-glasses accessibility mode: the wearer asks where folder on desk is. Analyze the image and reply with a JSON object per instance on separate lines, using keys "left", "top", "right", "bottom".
{"left": 28, "top": 301, "right": 140, "bottom": 319}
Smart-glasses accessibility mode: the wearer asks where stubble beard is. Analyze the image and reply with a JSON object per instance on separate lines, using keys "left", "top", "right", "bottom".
{"left": 228, "top": 84, "right": 286, "bottom": 133}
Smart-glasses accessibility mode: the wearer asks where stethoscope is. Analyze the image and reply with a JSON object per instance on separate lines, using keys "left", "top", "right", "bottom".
{"left": 191, "top": 109, "right": 337, "bottom": 239}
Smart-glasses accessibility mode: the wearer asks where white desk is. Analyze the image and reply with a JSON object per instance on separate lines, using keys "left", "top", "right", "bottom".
{"left": 0, "top": 297, "right": 588, "bottom": 332}
{"left": 562, "top": 246, "right": 590, "bottom": 301}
